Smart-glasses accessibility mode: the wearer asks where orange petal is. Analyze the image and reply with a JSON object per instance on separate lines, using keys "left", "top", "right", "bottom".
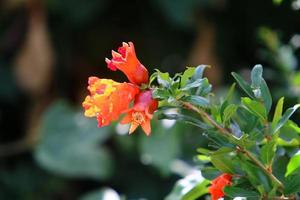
{"left": 106, "top": 42, "right": 149, "bottom": 85}
{"left": 120, "top": 112, "right": 133, "bottom": 124}
{"left": 141, "top": 118, "right": 151, "bottom": 136}
{"left": 129, "top": 122, "right": 139, "bottom": 134}
{"left": 82, "top": 78, "right": 139, "bottom": 127}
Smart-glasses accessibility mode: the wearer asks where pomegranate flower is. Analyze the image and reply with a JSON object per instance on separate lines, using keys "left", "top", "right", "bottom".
{"left": 105, "top": 42, "right": 149, "bottom": 85}
{"left": 208, "top": 173, "right": 232, "bottom": 200}
{"left": 82, "top": 77, "right": 139, "bottom": 127}
{"left": 121, "top": 90, "right": 158, "bottom": 136}
{"left": 83, "top": 42, "right": 157, "bottom": 135}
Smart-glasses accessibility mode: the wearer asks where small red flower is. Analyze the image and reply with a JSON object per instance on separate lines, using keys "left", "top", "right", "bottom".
{"left": 208, "top": 173, "right": 232, "bottom": 200}
{"left": 82, "top": 77, "right": 139, "bottom": 127}
{"left": 105, "top": 42, "right": 149, "bottom": 85}
{"left": 121, "top": 90, "right": 158, "bottom": 135}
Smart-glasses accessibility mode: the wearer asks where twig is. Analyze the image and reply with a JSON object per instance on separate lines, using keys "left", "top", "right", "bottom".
{"left": 182, "top": 102, "right": 285, "bottom": 190}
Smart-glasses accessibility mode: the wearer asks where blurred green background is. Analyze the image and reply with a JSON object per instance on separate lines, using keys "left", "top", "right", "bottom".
{"left": 0, "top": 0, "right": 300, "bottom": 199}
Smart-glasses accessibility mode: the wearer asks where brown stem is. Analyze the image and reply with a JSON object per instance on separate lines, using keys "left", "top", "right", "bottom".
{"left": 182, "top": 102, "right": 285, "bottom": 190}
{"left": 237, "top": 146, "right": 284, "bottom": 190}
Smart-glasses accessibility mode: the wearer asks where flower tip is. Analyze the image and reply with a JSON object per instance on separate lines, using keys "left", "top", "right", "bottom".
{"left": 105, "top": 58, "right": 117, "bottom": 71}
{"left": 111, "top": 50, "right": 122, "bottom": 58}
{"left": 88, "top": 76, "right": 99, "bottom": 85}
{"left": 128, "top": 41, "right": 134, "bottom": 47}
{"left": 122, "top": 42, "right": 129, "bottom": 47}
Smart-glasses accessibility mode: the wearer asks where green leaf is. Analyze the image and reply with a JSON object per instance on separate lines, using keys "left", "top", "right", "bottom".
{"left": 285, "top": 153, "right": 300, "bottom": 177}
{"left": 196, "top": 155, "right": 211, "bottom": 163}
{"left": 34, "top": 100, "right": 113, "bottom": 180}
{"left": 251, "top": 64, "right": 263, "bottom": 89}
{"left": 277, "top": 120, "right": 300, "bottom": 145}
{"left": 272, "top": 97, "right": 284, "bottom": 129}
{"left": 272, "top": 156, "right": 289, "bottom": 183}
{"left": 232, "top": 72, "right": 255, "bottom": 99}
{"left": 182, "top": 179, "right": 210, "bottom": 200}
{"left": 156, "top": 70, "right": 171, "bottom": 87}
{"left": 80, "top": 188, "right": 122, "bottom": 200}
{"left": 195, "top": 78, "right": 212, "bottom": 96}
{"left": 234, "top": 107, "right": 259, "bottom": 134}
{"left": 210, "top": 147, "right": 236, "bottom": 174}
{"left": 241, "top": 97, "right": 267, "bottom": 120}
{"left": 181, "top": 78, "right": 205, "bottom": 91}
{"left": 149, "top": 71, "right": 158, "bottom": 85}
{"left": 157, "top": 112, "right": 210, "bottom": 130}
{"left": 165, "top": 175, "right": 209, "bottom": 200}
{"left": 260, "top": 141, "right": 276, "bottom": 166}
{"left": 196, "top": 147, "right": 212, "bottom": 155}
{"left": 152, "top": 88, "right": 170, "bottom": 100}
{"left": 284, "top": 170, "right": 300, "bottom": 194}
{"left": 239, "top": 152, "right": 272, "bottom": 193}
{"left": 201, "top": 167, "right": 221, "bottom": 180}
{"left": 225, "top": 83, "right": 236, "bottom": 102}
{"left": 191, "top": 65, "right": 209, "bottom": 81}
{"left": 260, "top": 79, "right": 272, "bottom": 113}
{"left": 272, "top": 104, "right": 300, "bottom": 134}
{"left": 224, "top": 186, "right": 260, "bottom": 199}
{"left": 181, "top": 67, "right": 196, "bottom": 86}
{"left": 277, "top": 138, "right": 300, "bottom": 147}
{"left": 222, "top": 104, "right": 238, "bottom": 124}
{"left": 182, "top": 95, "right": 209, "bottom": 107}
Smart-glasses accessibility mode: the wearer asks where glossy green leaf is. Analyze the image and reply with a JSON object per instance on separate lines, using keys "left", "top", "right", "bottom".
{"left": 201, "top": 167, "right": 221, "bottom": 180}
{"left": 224, "top": 186, "right": 260, "bottom": 199}
{"left": 149, "top": 71, "right": 158, "bottom": 85}
{"left": 190, "top": 65, "right": 209, "bottom": 81}
{"left": 260, "top": 79, "right": 272, "bottom": 113}
{"left": 277, "top": 138, "right": 300, "bottom": 146}
{"left": 196, "top": 148, "right": 212, "bottom": 155}
{"left": 181, "top": 67, "right": 196, "bottom": 86}
{"left": 225, "top": 83, "right": 236, "bottom": 102}
{"left": 251, "top": 64, "right": 263, "bottom": 89}
{"left": 196, "top": 155, "right": 211, "bottom": 163}
{"left": 157, "top": 112, "right": 210, "bottom": 130}
{"left": 156, "top": 70, "right": 171, "bottom": 87}
{"left": 234, "top": 107, "right": 259, "bottom": 133}
{"left": 152, "top": 88, "right": 170, "bottom": 100}
{"left": 272, "top": 104, "right": 300, "bottom": 134}
{"left": 272, "top": 97, "right": 284, "bottom": 128}
{"left": 182, "top": 179, "right": 210, "bottom": 200}
{"left": 223, "top": 104, "right": 238, "bottom": 124}
{"left": 210, "top": 147, "right": 236, "bottom": 174}
{"left": 240, "top": 160, "right": 270, "bottom": 193}
{"left": 241, "top": 97, "right": 267, "bottom": 120}
{"left": 284, "top": 170, "right": 300, "bottom": 194}
{"left": 181, "top": 78, "right": 205, "bottom": 91}
{"left": 182, "top": 95, "right": 209, "bottom": 107}
{"left": 165, "top": 175, "right": 209, "bottom": 200}
{"left": 195, "top": 78, "right": 212, "bottom": 96}
{"left": 260, "top": 141, "right": 276, "bottom": 166}
{"left": 285, "top": 153, "right": 300, "bottom": 177}
{"left": 232, "top": 72, "right": 255, "bottom": 99}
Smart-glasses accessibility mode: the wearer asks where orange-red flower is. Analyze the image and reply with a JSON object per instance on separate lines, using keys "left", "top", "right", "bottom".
{"left": 208, "top": 173, "right": 232, "bottom": 200}
{"left": 82, "top": 77, "right": 139, "bottom": 127}
{"left": 83, "top": 42, "right": 157, "bottom": 135}
{"left": 121, "top": 90, "right": 158, "bottom": 136}
{"left": 105, "top": 42, "right": 149, "bottom": 85}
